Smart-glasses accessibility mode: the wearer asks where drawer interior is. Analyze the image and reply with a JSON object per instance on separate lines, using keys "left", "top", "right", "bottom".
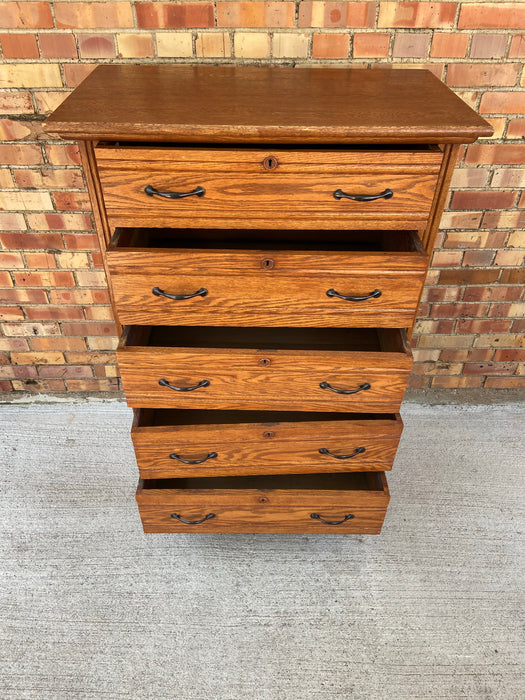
{"left": 140, "top": 471, "right": 385, "bottom": 492}
{"left": 110, "top": 227, "right": 424, "bottom": 253}
{"left": 122, "top": 325, "right": 409, "bottom": 353}
{"left": 136, "top": 408, "right": 397, "bottom": 427}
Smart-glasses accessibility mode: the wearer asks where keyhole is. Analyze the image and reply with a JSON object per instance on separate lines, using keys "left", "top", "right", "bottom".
{"left": 262, "top": 155, "right": 279, "bottom": 170}
{"left": 261, "top": 258, "right": 275, "bottom": 270}
{"left": 258, "top": 358, "right": 271, "bottom": 367}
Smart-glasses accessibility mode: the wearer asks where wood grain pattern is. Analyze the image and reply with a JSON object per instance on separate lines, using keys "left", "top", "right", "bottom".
{"left": 44, "top": 65, "right": 493, "bottom": 144}
{"left": 97, "top": 147, "right": 441, "bottom": 230}
{"left": 136, "top": 472, "right": 389, "bottom": 533}
{"left": 132, "top": 409, "right": 403, "bottom": 478}
{"left": 117, "top": 327, "right": 412, "bottom": 412}
{"left": 107, "top": 236, "right": 428, "bottom": 327}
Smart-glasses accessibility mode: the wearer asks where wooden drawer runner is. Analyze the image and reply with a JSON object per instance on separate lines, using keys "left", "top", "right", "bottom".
{"left": 108, "top": 229, "right": 427, "bottom": 328}
{"left": 96, "top": 146, "right": 442, "bottom": 230}
{"left": 132, "top": 409, "right": 403, "bottom": 478}
{"left": 118, "top": 326, "right": 412, "bottom": 412}
{"left": 136, "top": 472, "right": 390, "bottom": 533}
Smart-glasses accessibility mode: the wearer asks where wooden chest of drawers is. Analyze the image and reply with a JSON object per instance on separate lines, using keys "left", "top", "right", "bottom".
{"left": 45, "top": 65, "right": 491, "bottom": 534}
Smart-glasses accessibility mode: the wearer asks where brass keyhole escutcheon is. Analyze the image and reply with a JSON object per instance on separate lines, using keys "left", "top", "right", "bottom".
{"left": 261, "top": 258, "right": 275, "bottom": 270}
{"left": 262, "top": 155, "right": 279, "bottom": 170}
{"left": 263, "top": 431, "right": 275, "bottom": 439}
{"left": 259, "top": 496, "right": 269, "bottom": 504}
{"left": 259, "top": 358, "right": 271, "bottom": 367}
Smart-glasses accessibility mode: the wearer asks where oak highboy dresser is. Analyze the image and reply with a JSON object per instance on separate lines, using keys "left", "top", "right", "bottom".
{"left": 45, "top": 65, "right": 491, "bottom": 534}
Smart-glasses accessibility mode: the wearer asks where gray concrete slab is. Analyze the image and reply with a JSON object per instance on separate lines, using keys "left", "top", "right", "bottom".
{"left": 0, "top": 401, "right": 523, "bottom": 700}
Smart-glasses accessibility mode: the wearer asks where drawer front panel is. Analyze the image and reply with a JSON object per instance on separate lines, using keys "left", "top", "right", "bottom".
{"left": 118, "top": 347, "right": 412, "bottom": 413}
{"left": 108, "top": 248, "right": 427, "bottom": 328}
{"left": 132, "top": 413, "right": 403, "bottom": 478}
{"left": 136, "top": 472, "right": 389, "bottom": 533}
{"left": 96, "top": 147, "right": 442, "bottom": 229}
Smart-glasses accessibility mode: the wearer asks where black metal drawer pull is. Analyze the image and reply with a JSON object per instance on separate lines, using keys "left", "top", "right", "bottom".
{"left": 327, "top": 288, "right": 381, "bottom": 302}
{"left": 333, "top": 188, "right": 393, "bottom": 202}
{"left": 169, "top": 451, "right": 218, "bottom": 464}
{"left": 319, "top": 381, "right": 371, "bottom": 395}
{"left": 144, "top": 184, "right": 205, "bottom": 199}
{"left": 152, "top": 286, "right": 208, "bottom": 301}
{"left": 171, "top": 512, "right": 216, "bottom": 525}
{"left": 319, "top": 446, "right": 366, "bottom": 460}
{"left": 310, "top": 513, "right": 355, "bottom": 525}
{"left": 159, "top": 378, "right": 210, "bottom": 392}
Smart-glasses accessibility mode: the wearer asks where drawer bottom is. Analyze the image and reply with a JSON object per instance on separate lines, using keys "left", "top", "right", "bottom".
{"left": 136, "top": 472, "right": 389, "bottom": 534}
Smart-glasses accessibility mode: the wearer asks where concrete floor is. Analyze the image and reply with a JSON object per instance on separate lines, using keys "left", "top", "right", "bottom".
{"left": 0, "top": 401, "right": 523, "bottom": 700}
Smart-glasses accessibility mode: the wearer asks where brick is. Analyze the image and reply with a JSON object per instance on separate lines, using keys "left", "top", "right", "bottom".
{"left": 93, "top": 364, "right": 119, "bottom": 378}
{"left": 0, "top": 251, "right": 24, "bottom": 269}
{"left": 234, "top": 32, "right": 271, "bottom": 58}
{"left": 447, "top": 63, "right": 520, "bottom": 88}
{"left": 75, "top": 270, "right": 107, "bottom": 287}
{"left": 26, "top": 213, "right": 92, "bottom": 231}
{"left": 30, "top": 337, "right": 86, "bottom": 351}
{"left": 219, "top": 2, "right": 294, "bottom": 28}
{"left": 506, "top": 119, "right": 525, "bottom": 140}
{"left": 56, "top": 252, "right": 90, "bottom": 269}
{"left": 25, "top": 306, "right": 84, "bottom": 321}
{"left": 312, "top": 33, "right": 349, "bottom": 58}
{"left": 480, "top": 91, "right": 525, "bottom": 114}
{"left": 493, "top": 349, "right": 525, "bottom": 362}
{"left": 90, "top": 251, "right": 104, "bottom": 268}
{"left": 0, "top": 169, "right": 14, "bottom": 188}
{"left": 0, "top": 91, "right": 33, "bottom": 115}
{"left": 431, "top": 376, "right": 483, "bottom": 388}
{"left": 430, "top": 302, "right": 488, "bottom": 319}
{"left": 353, "top": 33, "right": 390, "bottom": 58}
{"left": 33, "top": 91, "right": 69, "bottom": 114}
{"left": 392, "top": 33, "right": 430, "bottom": 58}
{"left": 0, "top": 213, "right": 27, "bottom": 231}
{"left": 0, "top": 232, "right": 64, "bottom": 249}
{"left": 45, "top": 144, "right": 81, "bottom": 166}
{"left": 61, "top": 322, "right": 117, "bottom": 336}
{"left": 0, "top": 364, "right": 40, "bottom": 380}
{"left": 1, "top": 288, "right": 48, "bottom": 304}
{"left": 469, "top": 33, "right": 508, "bottom": 59}
{"left": 63, "top": 233, "right": 98, "bottom": 250}
{"left": 414, "top": 319, "right": 455, "bottom": 335}
{"left": 501, "top": 268, "right": 525, "bottom": 285}
{"left": 298, "top": 2, "right": 375, "bottom": 28}
{"left": 156, "top": 33, "right": 193, "bottom": 57}
{"left": 422, "top": 287, "right": 462, "bottom": 303}
{"left": 12, "top": 378, "right": 67, "bottom": 391}
{"left": 462, "top": 249, "right": 497, "bottom": 267}
{"left": 0, "top": 118, "right": 32, "bottom": 141}
{"left": 456, "top": 319, "right": 511, "bottom": 334}
{"left": 509, "top": 34, "right": 525, "bottom": 57}
{"left": 87, "top": 336, "right": 118, "bottom": 350}
{"left": 463, "top": 361, "right": 517, "bottom": 375}
{"left": 24, "top": 252, "right": 57, "bottom": 269}
{"left": 2, "top": 2, "right": 53, "bottom": 29}
{"left": 117, "top": 33, "right": 155, "bottom": 58}
{"left": 466, "top": 144, "right": 525, "bottom": 165}
{"left": 406, "top": 375, "right": 430, "bottom": 389}
{"left": 444, "top": 231, "right": 507, "bottom": 249}
{"left": 418, "top": 334, "right": 475, "bottom": 349}
{"left": 14, "top": 167, "right": 84, "bottom": 190}
{"left": 440, "top": 349, "right": 494, "bottom": 363}
{"left": 63, "top": 64, "right": 96, "bottom": 89}
{"left": 491, "top": 169, "right": 525, "bottom": 188}
{"left": 482, "top": 117, "right": 506, "bottom": 141}
{"left": 38, "top": 364, "right": 94, "bottom": 379}
{"left": 137, "top": 2, "right": 214, "bottom": 29}
{"left": 379, "top": 2, "right": 456, "bottom": 28}
{"left": 11, "top": 351, "right": 65, "bottom": 365}
{"left": 482, "top": 210, "right": 525, "bottom": 229}
{"left": 430, "top": 33, "right": 468, "bottom": 59}
{"left": 474, "top": 334, "right": 525, "bottom": 348}
{"left": 38, "top": 32, "right": 78, "bottom": 58}
{"left": 195, "top": 32, "right": 231, "bottom": 58}
{"left": 3, "top": 322, "right": 60, "bottom": 337}
{"left": 0, "top": 33, "right": 39, "bottom": 58}
{"left": 52, "top": 191, "right": 92, "bottom": 211}
{"left": 494, "top": 250, "right": 525, "bottom": 267}
{"left": 464, "top": 286, "right": 522, "bottom": 303}
{"left": 411, "top": 360, "right": 463, "bottom": 376}
{"left": 0, "top": 143, "right": 43, "bottom": 165}
{"left": 13, "top": 270, "right": 75, "bottom": 287}
{"left": 438, "top": 269, "right": 500, "bottom": 285}
{"left": 459, "top": 3, "right": 525, "bottom": 29}
{"left": 450, "top": 190, "right": 517, "bottom": 211}
{"left": 0, "top": 190, "right": 54, "bottom": 211}
{"left": 507, "top": 230, "right": 525, "bottom": 248}
{"left": 0, "top": 306, "right": 24, "bottom": 321}
{"left": 66, "top": 378, "right": 119, "bottom": 391}
{"left": 55, "top": 2, "right": 133, "bottom": 29}
{"left": 78, "top": 33, "right": 116, "bottom": 58}
{"left": 0, "top": 64, "right": 62, "bottom": 89}
{"left": 0, "top": 270, "right": 13, "bottom": 287}
{"left": 272, "top": 32, "right": 309, "bottom": 58}
{"left": 50, "top": 288, "right": 110, "bottom": 305}
{"left": 84, "top": 306, "right": 113, "bottom": 321}
{"left": 485, "top": 376, "right": 525, "bottom": 388}
{"left": 440, "top": 210, "right": 482, "bottom": 229}
{"left": 412, "top": 348, "right": 441, "bottom": 363}
{"left": 431, "top": 250, "right": 463, "bottom": 267}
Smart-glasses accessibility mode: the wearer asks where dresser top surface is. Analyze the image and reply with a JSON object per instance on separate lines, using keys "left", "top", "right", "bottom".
{"left": 45, "top": 64, "right": 492, "bottom": 144}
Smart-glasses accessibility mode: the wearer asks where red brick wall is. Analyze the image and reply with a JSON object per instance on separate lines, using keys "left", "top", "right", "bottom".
{"left": 0, "top": 1, "right": 524, "bottom": 393}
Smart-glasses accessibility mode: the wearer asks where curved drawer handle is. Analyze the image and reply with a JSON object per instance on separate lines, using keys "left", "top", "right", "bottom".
{"left": 171, "top": 512, "right": 216, "bottom": 525}
{"left": 144, "top": 184, "right": 205, "bottom": 200}
{"left": 310, "top": 513, "right": 355, "bottom": 526}
{"left": 169, "top": 451, "right": 218, "bottom": 464}
{"left": 319, "top": 447, "right": 366, "bottom": 460}
{"left": 159, "top": 378, "right": 210, "bottom": 392}
{"left": 333, "top": 188, "right": 393, "bottom": 202}
{"left": 319, "top": 381, "right": 371, "bottom": 395}
{"left": 327, "top": 288, "right": 382, "bottom": 302}
{"left": 152, "top": 286, "right": 208, "bottom": 301}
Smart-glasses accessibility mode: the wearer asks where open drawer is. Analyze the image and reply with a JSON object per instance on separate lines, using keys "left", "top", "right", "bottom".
{"left": 136, "top": 471, "right": 390, "bottom": 534}
{"left": 107, "top": 228, "right": 428, "bottom": 328}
